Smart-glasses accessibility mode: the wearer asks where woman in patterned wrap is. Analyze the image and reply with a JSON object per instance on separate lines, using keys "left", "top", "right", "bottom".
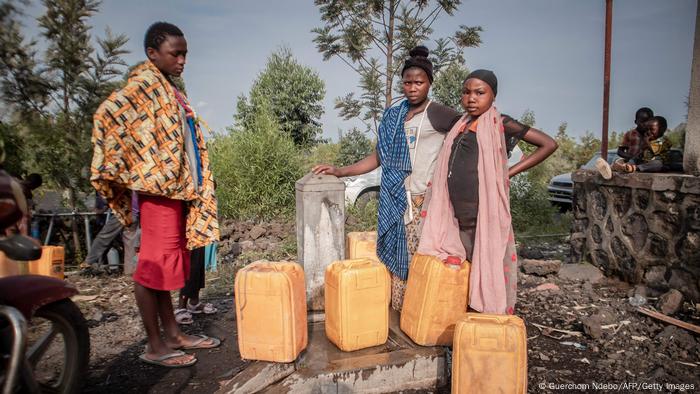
{"left": 91, "top": 22, "right": 220, "bottom": 368}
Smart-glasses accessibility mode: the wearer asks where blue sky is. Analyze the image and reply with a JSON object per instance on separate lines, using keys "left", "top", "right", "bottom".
{"left": 19, "top": 0, "right": 697, "bottom": 140}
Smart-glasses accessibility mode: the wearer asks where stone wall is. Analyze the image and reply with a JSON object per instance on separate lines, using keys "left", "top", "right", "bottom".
{"left": 570, "top": 170, "right": 700, "bottom": 301}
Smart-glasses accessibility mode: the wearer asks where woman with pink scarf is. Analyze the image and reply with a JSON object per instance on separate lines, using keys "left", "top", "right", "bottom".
{"left": 418, "top": 70, "right": 557, "bottom": 315}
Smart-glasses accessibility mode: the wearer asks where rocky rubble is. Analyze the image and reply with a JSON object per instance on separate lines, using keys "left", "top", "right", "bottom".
{"left": 217, "top": 219, "right": 295, "bottom": 263}
{"left": 520, "top": 254, "right": 700, "bottom": 392}
{"left": 521, "top": 259, "right": 561, "bottom": 276}
{"left": 58, "top": 228, "right": 700, "bottom": 393}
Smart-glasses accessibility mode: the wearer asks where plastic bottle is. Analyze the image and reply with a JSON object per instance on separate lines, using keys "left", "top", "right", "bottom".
{"left": 628, "top": 294, "right": 647, "bottom": 307}
{"left": 106, "top": 247, "right": 120, "bottom": 273}
{"left": 30, "top": 219, "right": 41, "bottom": 240}
{"left": 445, "top": 255, "right": 462, "bottom": 270}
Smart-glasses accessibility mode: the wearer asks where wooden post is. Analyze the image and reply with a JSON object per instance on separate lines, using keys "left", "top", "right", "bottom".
{"left": 601, "top": 0, "right": 613, "bottom": 161}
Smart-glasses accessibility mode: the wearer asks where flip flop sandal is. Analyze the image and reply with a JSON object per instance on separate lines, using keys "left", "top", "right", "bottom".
{"left": 202, "top": 303, "right": 218, "bottom": 314}
{"left": 187, "top": 301, "right": 218, "bottom": 315}
{"left": 180, "top": 334, "right": 221, "bottom": 350}
{"left": 139, "top": 350, "right": 196, "bottom": 368}
{"left": 174, "top": 308, "right": 194, "bottom": 325}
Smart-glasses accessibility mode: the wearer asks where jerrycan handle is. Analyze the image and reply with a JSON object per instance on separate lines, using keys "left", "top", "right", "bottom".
{"left": 348, "top": 259, "right": 374, "bottom": 268}
{"left": 466, "top": 313, "right": 521, "bottom": 327}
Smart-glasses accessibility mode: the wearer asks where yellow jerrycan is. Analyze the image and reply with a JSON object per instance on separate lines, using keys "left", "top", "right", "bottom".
{"left": 452, "top": 313, "right": 527, "bottom": 394}
{"left": 345, "top": 231, "right": 379, "bottom": 261}
{"left": 28, "top": 246, "right": 64, "bottom": 280}
{"left": 0, "top": 251, "right": 20, "bottom": 278}
{"left": 400, "top": 254, "right": 470, "bottom": 346}
{"left": 325, "top": 258, "right": 390, "bottom": 351}
{"left": 234, "top": 261, "right": 307, "bottom": 362}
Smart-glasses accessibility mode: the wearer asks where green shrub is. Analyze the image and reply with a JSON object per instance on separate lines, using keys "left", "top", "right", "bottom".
{"left": 301, "top": 142, "right": 340, "bottom": 171}
{"left": 210, "top": 104, "right": 304, "bottom": 220}
{"left": 345, "top": 199, "right": 378, "bottom": 233}
{"left": 235, "top": 48, "right": 326, "bottom": 147}
{"left": 510, "top": 173, "right": 566, "bottom": 236}
{"left": 337, "top": 127, "right": 373, "bottom": 166}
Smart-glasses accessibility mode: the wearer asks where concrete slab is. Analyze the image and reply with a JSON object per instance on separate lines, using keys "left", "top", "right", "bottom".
{"left": 299, "top": 322, "right": 400, "bottom": 371}
{"left": 225, "top": 308, "right": 447, "bottom": 393}
{"left": 265, "top": 347, "right": 445, "bottom": 393}
{"left": 217, "top": 361, "right": 295, "bottom": 394}
{"left": 387, "top": 307, "right": 418, "bottom": 349}
{"left": 559, "top": 262, "right": 605, "bottom": 283}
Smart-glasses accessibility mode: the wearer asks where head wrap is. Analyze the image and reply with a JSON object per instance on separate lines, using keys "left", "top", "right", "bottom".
{"left": 466, "top": 69, "right": 498, "bottom": 96}
{"left": 402, "top": 46, "right": 433, "bottom": 83}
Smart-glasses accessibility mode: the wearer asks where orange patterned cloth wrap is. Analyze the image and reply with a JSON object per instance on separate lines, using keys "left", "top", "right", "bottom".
{"left": 90, "top": 61, "right": 219, "bottom": 249}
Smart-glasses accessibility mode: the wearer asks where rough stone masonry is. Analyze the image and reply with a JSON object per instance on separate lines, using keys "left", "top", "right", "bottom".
{"left": 571, "top": 171, "right": 700, "bottom": 303}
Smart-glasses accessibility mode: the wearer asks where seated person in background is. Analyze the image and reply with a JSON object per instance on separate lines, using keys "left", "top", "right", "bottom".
{"left": 5, "top": 173, "right": 42, "bottom": 237}
{"left": 618, "top": 107, "right": 654, "bottom": 162}
{"left": 81, "top": 193, "right": 123, "bottom": 274}
{"left": 19, "top": 173, "right": 42, "bottom": 237}
{"left": 596, "top": 107, "right": 653, "bottom": 179}
{"left": 636, "top": 115, "right": 671, "bottom": 173}
{"left": 597, "top": 115, "right": 671, "bottom": 176}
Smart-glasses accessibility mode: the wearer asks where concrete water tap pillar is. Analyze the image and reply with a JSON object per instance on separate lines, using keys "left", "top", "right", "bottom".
{"left": 685, "top": 3, "right": 700, "bottom": 175}
{"left": 295, "top": 172, "right": 345, "bottom": 311}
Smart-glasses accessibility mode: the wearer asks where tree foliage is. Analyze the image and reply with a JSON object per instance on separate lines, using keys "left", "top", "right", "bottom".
{"left": 608, "top": 130, "right": 622, "bottom": 150}
{"left": 0, "top": 121, "right": 25, "bottom": 176}
{"left": 235, "top": 48, "right": 326, "bottom": 147}
{"left": 431, "top": 61, "right": 469, "bottom": 111}
{"left": 211, "top": 102, "right": 304, "bottom": 220}
{"left": 0, "top": 0, "right": 129, "bottom": 256}
{"left": 313, "top": 0, "right": 481, "bottom": 132}
{"left": 337, "top": 127, "right": 373, "bottom": 166}
{"left": 666, "top": 123, "right": 685, "bottom": 149}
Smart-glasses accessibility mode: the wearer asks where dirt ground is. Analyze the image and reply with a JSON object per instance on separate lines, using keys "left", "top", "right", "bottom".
{"left": 59, "top": 229, "right": 700, "bottom": 393}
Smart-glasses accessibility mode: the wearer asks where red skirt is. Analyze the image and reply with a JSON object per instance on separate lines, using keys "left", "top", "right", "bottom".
{"left": 133, "top": 195, "right": 190, "bottom": 291}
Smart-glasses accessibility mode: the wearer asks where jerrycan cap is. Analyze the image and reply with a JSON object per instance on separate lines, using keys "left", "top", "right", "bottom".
{"left": 445, "top": 256, "right": 461, "bottom": 266}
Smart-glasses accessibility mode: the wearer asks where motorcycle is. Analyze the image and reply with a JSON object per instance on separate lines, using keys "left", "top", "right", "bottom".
{"left": 0, "top": 169, "right": 90, "bottom": 393}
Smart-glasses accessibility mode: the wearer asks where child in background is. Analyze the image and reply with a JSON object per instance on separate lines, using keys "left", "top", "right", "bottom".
{"left": 597, "top": 107, "right": 653, "bottom": 179}
{"left": 637, "top": 116, "right": 671, "bottom": 172}
{"left": 618, "top": 107, "right": 654, "bottom": 162}
{"left": 597, "top": 115, "right": 671, "bottom": 175}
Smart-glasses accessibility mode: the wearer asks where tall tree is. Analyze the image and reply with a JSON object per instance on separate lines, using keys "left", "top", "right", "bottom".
{"left": 0, "top": 1, "right": 51, "bottom": 117}
{"left": 519, "top": 109, "right": 536, "bottom": 127}
{"left": 337, "top": 127, "right": 373, "bottom": 166}
{"left": 607, "top": 130, "right": 621, "bottom": 149}
{"left": 575, "top": 131, "right": 601, "bottom": 167}
{"left": 431, "top": 61, "right": 469, "bottom": 111}
{"left": 235, "top": 48, "right": 326, "bottom": 147}
{"left": 313, "top": 0, "right": 481, "bottom": 131}
{"left": 0, "top": 0, "right": 129, "bottom": 257}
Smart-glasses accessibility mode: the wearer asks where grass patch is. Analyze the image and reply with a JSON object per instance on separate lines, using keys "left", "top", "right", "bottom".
{"left": 345, "top": 199, "right": 378, "bottom": 233}
{"left": 204, "top": 235, "right": 298, "bottom": 298}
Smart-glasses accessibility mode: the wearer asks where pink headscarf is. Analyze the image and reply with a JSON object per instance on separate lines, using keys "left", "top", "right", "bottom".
{"left": 418, "top": 105, "right": 515, "bottom": 314}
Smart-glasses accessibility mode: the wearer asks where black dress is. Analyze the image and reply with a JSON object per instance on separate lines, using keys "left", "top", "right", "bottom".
{"left": 446, "top": 114, "right": 529, "bottom": 259}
